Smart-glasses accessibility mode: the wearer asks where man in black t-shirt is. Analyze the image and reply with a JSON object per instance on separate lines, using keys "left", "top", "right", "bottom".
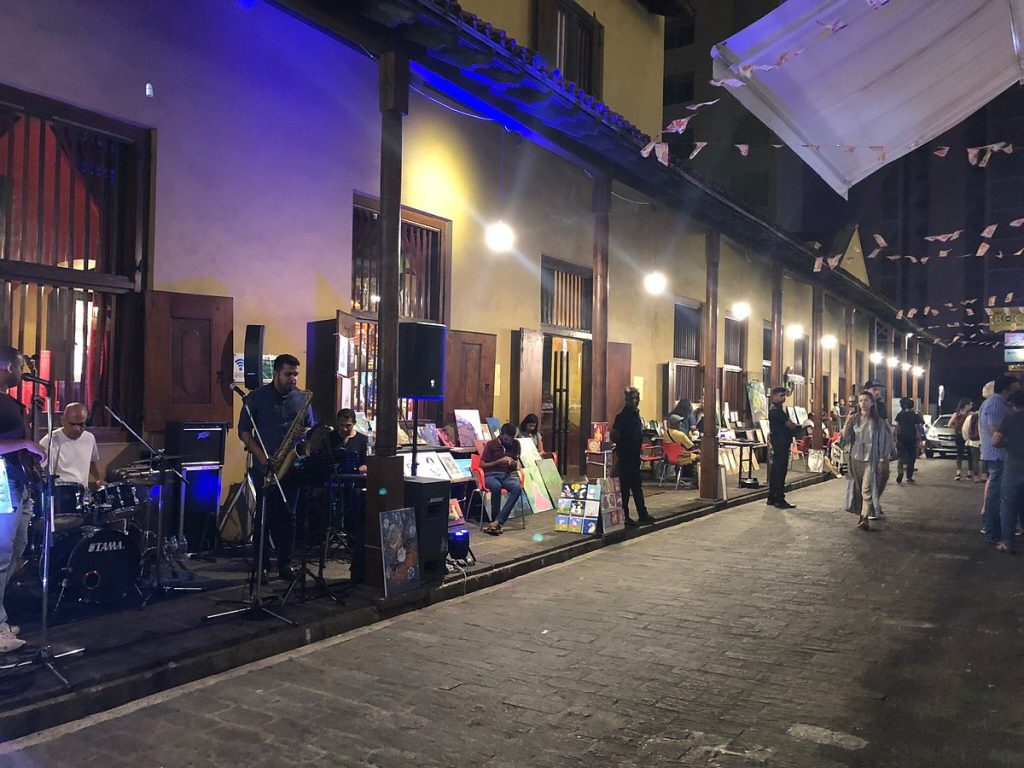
{"left": 330, "top": 408, "right": 368, "bottom": 584}
{"left": 612, "top": 387, "right": 653, "bottom": 526}
{"left": 894, "top": 397, "right": 924, "bottom": 484}
{"left": 0, "top": 345, "right": 45, "bottom": 652}
{"left": 767, "top": 387, "right": 798, "bottom": 509}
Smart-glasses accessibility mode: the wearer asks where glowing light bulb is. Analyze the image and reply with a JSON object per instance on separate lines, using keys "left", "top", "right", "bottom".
{"left": 731, "top": 301, "right": 751, "bottom": 320}
{"left": 785, "top": 324, "right": 804, "bottom": 340}
{"left": 901, "top": 362, "right": 911, "bottom": 372}
{"left": 485, "top": 220, "right": 515, "bottom": 253}
{"left": 912, "top": 366, "right": 924, "bottom": 377}
{"left": 643, "top": 271, "right": 668, "bottom": 295}
{"left": 886, "top": 356, "right": 899, "bottom": 368}
{"left": 869, "top": 351, "right": 884, "bottom": 365}
{"left": 821, "top": 334, "right": 837, "bottom": 350}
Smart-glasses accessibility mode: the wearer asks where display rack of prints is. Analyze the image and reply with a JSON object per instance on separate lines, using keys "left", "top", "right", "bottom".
{"left": 598, "top": 477, "right": 624, "bottom": 534}
{"left": 485, "top": 417, "right": 501, "bottom": 439}
{"left": 555, "top": 481, "right": 601, "bottom": 535}
{"left": 379, "top": 507, "right": 420, "bottom": 597}
{"left": 416, "top": 452, "right": 451, "bottom": 480}
{"left": 438, "top": 452, "right": 471, "bottom": 481}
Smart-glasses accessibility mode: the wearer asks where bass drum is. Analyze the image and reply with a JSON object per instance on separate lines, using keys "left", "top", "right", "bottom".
{"left": 48, "top": 527, "right": 141, "bottom": 603}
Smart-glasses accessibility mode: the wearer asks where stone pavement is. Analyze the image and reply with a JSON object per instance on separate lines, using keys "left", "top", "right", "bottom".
{"left": 0, "top": 457, "right": 1020, "bottom": 767}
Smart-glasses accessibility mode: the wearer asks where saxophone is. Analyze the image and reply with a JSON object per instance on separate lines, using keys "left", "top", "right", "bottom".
{"left": 268, "top": 390, "right": 313, "bottom": 484}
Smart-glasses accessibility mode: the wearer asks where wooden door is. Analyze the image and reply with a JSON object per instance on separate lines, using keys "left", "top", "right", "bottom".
{"left": 144, "top": 290, "right": 233, "bottom": 431}
{"left": 510, "top": 328, "right": 543, "bottom": 426}
{"left": 606, "top": 342, "right": 631, "bottom": 422}
{"left": 444, "top": 330, "right": 496, "bottom": 423}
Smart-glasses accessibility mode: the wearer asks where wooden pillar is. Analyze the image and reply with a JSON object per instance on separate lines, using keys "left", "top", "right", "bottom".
{"left": 700, "top": 231, "right": 720, "bottom": 501}
{"left": 374, "top": 51, "right": 408, "bottom": 459}
{"left": 884, "top": 326, "right": 895, "bottom": 422}
{"left": 844, "top": 305, "right": 855, "bottom": 398}
{"left": 810, "top": 287, "right": 824, "bottom": 450}
{"left": 911, "top": 340, "right": 921, "bottom": 402}
{"left": 591, "top": 173, "right": 611, "bottom": 422}
{"left": 923, "top": 344, "right": 932, "bottom": 415}
{"left": 770, "top": 264, "right": 783, "bottom": 389}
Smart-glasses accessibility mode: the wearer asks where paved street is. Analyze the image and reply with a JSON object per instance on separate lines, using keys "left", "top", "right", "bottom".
{"left": 0, "top": 457, "right": 1019, "bottom": 767}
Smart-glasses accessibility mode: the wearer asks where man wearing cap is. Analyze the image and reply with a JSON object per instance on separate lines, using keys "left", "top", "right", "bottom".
{"left": 864, "top": 379, "right": 893, "bottom": 505}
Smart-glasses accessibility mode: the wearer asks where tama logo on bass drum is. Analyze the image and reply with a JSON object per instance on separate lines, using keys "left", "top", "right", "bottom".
{"left": 88, "top": 540, "right": 125, "bottom": 553}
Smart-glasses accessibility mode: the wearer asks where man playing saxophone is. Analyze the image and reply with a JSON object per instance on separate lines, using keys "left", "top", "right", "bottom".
{"left": 238, "top": 354, "right": 315, "bottom": 581}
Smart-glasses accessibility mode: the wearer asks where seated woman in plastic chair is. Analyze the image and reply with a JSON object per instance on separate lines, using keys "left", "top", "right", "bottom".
{"left": 663, "top": 422, "right": 699, "bottom": 488}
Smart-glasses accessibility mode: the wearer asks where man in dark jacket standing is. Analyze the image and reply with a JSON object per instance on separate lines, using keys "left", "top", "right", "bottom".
{"left": 767, "top": 386, "right": 798, "bottom": 509}
{"left": 612, "top": 387, "right": 653, "bottom": 527}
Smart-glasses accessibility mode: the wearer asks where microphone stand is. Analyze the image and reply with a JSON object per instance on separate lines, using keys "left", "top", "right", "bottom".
{"left": 103, "top": 405, "right": 200, "bottom": 602}
{"left": 0, "top": 376, "right": 84, "bottom": 687}
{"left": 204, "top": 387, "right": 294, "bottom": 625}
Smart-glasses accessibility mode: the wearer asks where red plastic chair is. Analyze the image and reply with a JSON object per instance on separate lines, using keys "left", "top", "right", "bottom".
{"left": 659, "top": 441, "right": 698, "bottom": 490}
{"left": 469, "top": 453, "right": 527, "bottom": 530}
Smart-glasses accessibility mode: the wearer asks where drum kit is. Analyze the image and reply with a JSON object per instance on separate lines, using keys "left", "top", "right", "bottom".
{"left": 33, "top": 470, "right": 190, "bottom": 610}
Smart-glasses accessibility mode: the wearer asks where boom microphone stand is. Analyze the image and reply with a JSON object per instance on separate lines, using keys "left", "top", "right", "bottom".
{"left": 103, "top": 405, "right": 199, "bottom": 601}
{"left": 0, "top": 372, "right": 84, "bottom": 687}
{"left": 204, "top": 386, "right": 295, "bottom": 626}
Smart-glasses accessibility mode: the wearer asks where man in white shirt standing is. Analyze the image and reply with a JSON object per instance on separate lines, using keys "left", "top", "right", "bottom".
{"left": 38, "top": 403, "right": 100, "bottom": 487}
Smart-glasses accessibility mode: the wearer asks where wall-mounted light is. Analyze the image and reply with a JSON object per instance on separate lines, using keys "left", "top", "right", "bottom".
{"left": 905, "top": 331, "right": 914, "bottom": 339}
{"left": 912, "top": 366, "right": 924, "bottom": 377}
{"left": 643, "top": 271, "right": 668, "bottom": 295}
{"left": 821, "top": 334, "right": 838, "bottom": 350}
{"left": 731, "top": 301, "right": 751, "bottom": 320}
{"left": 886, "top": 356, "right": 899, "bottom": 368}
{"left": 869, "top": 351, "right": 884, "bottom": 365}
{"left": 785, "top": 324, "right": 804, "bottom": 340}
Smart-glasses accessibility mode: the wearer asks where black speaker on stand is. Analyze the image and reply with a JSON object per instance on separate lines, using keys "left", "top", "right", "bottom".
{"left": 399, "top": 321, "right": 447, "bottom": 477}
{"left": 244, "top": 324, "right": 265, "bottom": 391}
{"left": 404, "top": 477, "right": 450, "bottom": 586}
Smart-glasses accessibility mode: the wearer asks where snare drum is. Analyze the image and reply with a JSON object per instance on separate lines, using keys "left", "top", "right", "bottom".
{"left": 92, "top": 481, "right": 141, "bottom": 522}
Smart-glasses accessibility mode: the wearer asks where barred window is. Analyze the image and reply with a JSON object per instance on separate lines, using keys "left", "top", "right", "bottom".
{"left": 674, "top": 302, "right": 701, "bottom": 361}
{"left": 541, "top": 256, "right": 592, "bottom": 332}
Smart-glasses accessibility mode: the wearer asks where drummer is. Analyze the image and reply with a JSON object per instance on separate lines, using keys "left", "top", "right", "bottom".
{"left": 38, "top": 403, "right": 100, "bottom": 488}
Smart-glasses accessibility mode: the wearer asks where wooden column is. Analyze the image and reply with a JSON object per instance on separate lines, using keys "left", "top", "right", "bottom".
{"left": 923, "top": 344, "right": 932, "bottom": 416}
{"left": 591, "top": 173, "right": 611, "bottom": 422}
{"left": 770, "top": 264, "right": 783, "bottom": 388}
{"left": 844, "top": 305, "right": 855, "bottom": 398}
{"left": 884, "top": 326, "right": 895, "bottom": 422}
{"left": 374, "top": 51, "right": 408, "bottom": 459}
{"left": 810, "top": 287, "right": 824, "bottom": 450}
{"left": 700, "top": 231, "right": 720, "bottom": 501}
{"left": 911, "top": 340, "right": 921, "bottom": 402}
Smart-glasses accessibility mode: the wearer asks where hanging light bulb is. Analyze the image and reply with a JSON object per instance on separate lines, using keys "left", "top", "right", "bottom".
{"left": 886, "top": 356, "right": 899, "bottom": 368}
{"left": 785, "top": 324, "right": 804, "bottom": 340}
{"left": 821, "top": 334, "right": 838, "bottom": 349}
{"left": 869, "top": 351, "right": 884, "bottom": 365}
{"left": 901, "top": 362, "right": 911, "bottom": 372}
{"left": 485, "top": 220, "right": 515, "bottom": 253}
{"left": 912, "top": 366, "right": 924, "bottom": 377}
{"left": 731, "top": 301, "right": 751, "bottom": 320}
{"left": 643, "top": 271, "right": 668, "bottom": 295}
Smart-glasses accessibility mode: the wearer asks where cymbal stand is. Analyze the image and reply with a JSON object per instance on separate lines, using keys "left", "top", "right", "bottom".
{"left": 204, "top": 389, "right": 294, "bottom": 626}
{"left": 103, "top": 406, "right": 200, "bottom": 602}
{"left": 0, "top": 375, "right": 84, "bottom": 687}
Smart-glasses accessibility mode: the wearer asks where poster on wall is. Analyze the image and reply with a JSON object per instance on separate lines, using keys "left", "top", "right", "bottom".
{"left": 379, "top": 507, "right": 420, "bottom": 597}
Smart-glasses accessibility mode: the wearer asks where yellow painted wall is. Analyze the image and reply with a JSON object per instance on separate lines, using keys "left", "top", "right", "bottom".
{"left": 459, "top": 0, "right": 665, "bottom": 135}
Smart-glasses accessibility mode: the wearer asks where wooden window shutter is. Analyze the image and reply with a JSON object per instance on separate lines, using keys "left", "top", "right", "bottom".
{"left": 590, "top": 16, "right": 604, "bottom": 99}
{"left": 535, "top": 0, "right": 559, "bottom": 66}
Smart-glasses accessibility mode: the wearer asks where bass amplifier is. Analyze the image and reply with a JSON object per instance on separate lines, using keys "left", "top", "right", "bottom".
{"left": 166, "top": 421, "right": 228, "bottom": 465}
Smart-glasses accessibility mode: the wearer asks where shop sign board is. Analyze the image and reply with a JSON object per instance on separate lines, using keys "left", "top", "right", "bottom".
{"left": 1005, "top": 348, "right": 1024, "bottom": 364}
{"left": 1008, "top": 363, "right": 1024, "bottom": 372}
{"left": 1005, "top": 332, "right": 1024, "bottom": 348}
{"left": 988, "top": 308, "right": 1024, "bottom": 332}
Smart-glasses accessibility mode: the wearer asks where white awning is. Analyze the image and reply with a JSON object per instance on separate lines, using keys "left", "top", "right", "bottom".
{"left": 711, "top": 0, "right": 1024, "bottom": 198}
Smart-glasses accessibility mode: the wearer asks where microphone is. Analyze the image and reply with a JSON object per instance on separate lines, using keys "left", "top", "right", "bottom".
{"left": 230, "top": 384, "right": 249, "bottom": 399}
{"left": 21, "top": 373, "right": 53, "bottom": 387}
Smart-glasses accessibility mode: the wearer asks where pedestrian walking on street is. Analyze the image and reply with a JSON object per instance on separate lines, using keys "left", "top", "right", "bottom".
{"left": 992, "top": 390, "right": 1024, "bottom": 553}
{"left": 981, "top": 376, "right": 1022, "bottom": 548}
{"left": 950, "top": 398, "right": 975, "bottom": 481}
{"left": 767, "top": 387, "right": 799, "bottom": 509}
{"left": 962, "top": 405, "right": 982, "bottom": 483}
{"left": 895, "top": 397, "right": 924, "bottom": 484}
{"left": 863, "top": 378, "right": 893, "bottom": 496}
{"left": 840, "top": 391, "right": 896, "bottom": 531}
{"left": 612, "top": 387, "right": 653, "bottom": 527}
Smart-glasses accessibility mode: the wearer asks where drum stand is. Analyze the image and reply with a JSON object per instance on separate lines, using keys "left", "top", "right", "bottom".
{"left": 104, "top": 406, "right": 201, "bottom": 604}
{"left": 204, "top": 389, "right": 295, "bottom": 626}
{"left": 281, "top": 486, "right": 341, "bottom": 607}
{"left": 0, "top": 382, "right": 84, "bottom": 688}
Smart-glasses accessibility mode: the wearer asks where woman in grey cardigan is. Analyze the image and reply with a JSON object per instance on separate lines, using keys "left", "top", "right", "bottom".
{"left": 840, "top": 391, "right": 896, "bottom": 531}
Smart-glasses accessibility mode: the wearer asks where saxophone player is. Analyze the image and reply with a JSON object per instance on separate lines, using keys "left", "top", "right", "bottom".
{"left": 238, "top": 354, "right": 315, "bottom": 581}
